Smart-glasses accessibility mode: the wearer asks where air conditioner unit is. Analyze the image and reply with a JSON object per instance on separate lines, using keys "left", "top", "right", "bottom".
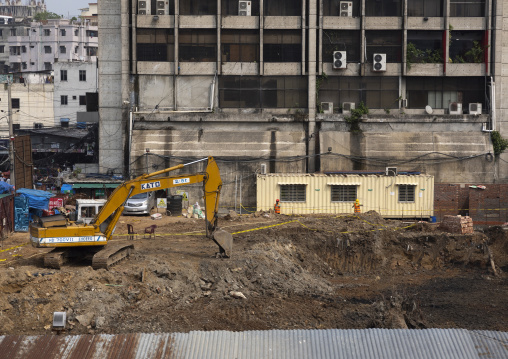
{"left": 386, "top": 167, "right": 397, "bottom": 176}
{"left": 339, "top": 1, "right": 353, "bottom": 17}
{"left": 449, "top": 102, "right": 463, "bottom": 115}
{"left": 238, "top": 1, "right": 251, "bottom": 16}
{"left": 138, "top": 0, "right": 150, "bottom": 15}
{"left": 373, "top": 53, "right": 386, "bottom": 72}
{"left": 156, "top": 0, "right": 169, "bottom": 15}
{"left": 333, "top": 51, "right": 346, "bottom": 69}
{"left": 342, "top": 102, "right": 355, "bottom": 114}
{"left": 469, "top": 103, "right": 482, "bottom": 115}
{"left": 321, "top": 102, "right": 333, "bottom": 114}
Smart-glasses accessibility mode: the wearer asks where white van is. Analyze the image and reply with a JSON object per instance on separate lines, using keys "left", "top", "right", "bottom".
{"left": 76, "top": 199, "right": 107, "bottom": 224}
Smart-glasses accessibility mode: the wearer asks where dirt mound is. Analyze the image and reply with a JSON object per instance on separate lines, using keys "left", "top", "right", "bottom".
{"left": 0, "top": 213, "right": 507, "bottom": 335}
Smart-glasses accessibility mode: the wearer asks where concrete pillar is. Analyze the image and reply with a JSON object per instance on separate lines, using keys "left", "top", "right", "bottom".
{"left": 308, "top": 0, "right": 318, "bottom": 173}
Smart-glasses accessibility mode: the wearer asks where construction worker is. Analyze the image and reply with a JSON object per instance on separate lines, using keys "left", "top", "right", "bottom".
{"left": 353, "top": 199, "right": 362, "bottom": 213}
{"left": 274, "top": 199, "right": 281, "bottom": 214}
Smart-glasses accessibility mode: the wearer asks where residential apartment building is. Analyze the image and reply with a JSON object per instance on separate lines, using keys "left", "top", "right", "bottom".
{"left": 99, "top": 0, "right": 507, "bottom": 205}
{"left": 8, "top": 19, "right": 98, "bottom": 72}
{"left": 54, "top": 61, "right": 97, "bottom": 126}
{"left": 0, "top": 18, "right": 28, "bottom": 73}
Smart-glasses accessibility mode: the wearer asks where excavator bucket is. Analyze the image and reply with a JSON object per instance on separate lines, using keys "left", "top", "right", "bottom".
{"left": 212, "top": 229, "right": 233, "bottom": 257}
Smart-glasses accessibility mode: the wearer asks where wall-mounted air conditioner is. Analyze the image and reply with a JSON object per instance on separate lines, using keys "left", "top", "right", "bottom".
{"left": 386, "top": 167, "right": 397, "bottom": 176}
{"left": 342, "top": 102, "right": 355, "bottom": 114}
{"left": 138, "top": 0, "right": 150, "bottom": 15}
{"left": 156, "top": 0, "right": 169, "bottom": 15}
{"left": 449, "top": 102, "right": 463, "bottom": 115}
{"left": 239, "top": 1, "right": 251, "bottom": 16}
{"left": 340, "top": 1, "right": 353, "bottom": 17}
{"left": 373, "top": 53, "right": 386, "bottom": 72}
{"left": 321, "top": 102, "right": 333, "bottom": 114}
{"left": 333, "top": 51, "right": 346, "bottom": 69}
{"left": 469, "top": 103, "right": 482, "bottom": 115}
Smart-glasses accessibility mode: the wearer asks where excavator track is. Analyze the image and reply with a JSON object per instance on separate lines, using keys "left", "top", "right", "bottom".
{"left": 44, "top": 249, "right": 69, "bottom": 269}
{"left": 92, "top": 242, "right": 134, "bottom": 270}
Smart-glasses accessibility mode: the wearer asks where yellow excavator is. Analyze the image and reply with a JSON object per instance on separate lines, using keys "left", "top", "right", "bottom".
{"left": 29, "top": 157, "right": 233, "bottom": 269}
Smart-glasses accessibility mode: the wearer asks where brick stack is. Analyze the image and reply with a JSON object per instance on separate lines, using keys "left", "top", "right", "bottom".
{"left": 439, "top": 215, "right": 474, "bottom": 234}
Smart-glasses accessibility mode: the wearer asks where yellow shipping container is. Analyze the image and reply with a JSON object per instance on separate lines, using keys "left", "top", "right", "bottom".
{"left": 257, "top": 173, "right": 434, "bottom": 218}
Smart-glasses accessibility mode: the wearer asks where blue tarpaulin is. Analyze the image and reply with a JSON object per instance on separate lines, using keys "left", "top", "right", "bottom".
{"left": 0, "top": 181, "right": 14, "bottom": 194}
{"left": 61, "top": 184, "right": 73, "bottom": 194}
{"left": 16, "top": 188, "right": 54, "bottom": 210}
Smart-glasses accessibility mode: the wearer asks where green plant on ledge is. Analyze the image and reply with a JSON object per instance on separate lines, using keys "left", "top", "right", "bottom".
{"left": 345, "top": 101, "right": 368, "bottom": 133}
{"left": 491, "top": 131, "right": 508, "bottom": 155}
{"left": 406, "top": 42, "right": 443, "bottom": 70}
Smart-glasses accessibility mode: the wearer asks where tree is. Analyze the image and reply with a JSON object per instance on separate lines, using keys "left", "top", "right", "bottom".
{"left": 33, "top": 11, "right": 62, "bottom": 21}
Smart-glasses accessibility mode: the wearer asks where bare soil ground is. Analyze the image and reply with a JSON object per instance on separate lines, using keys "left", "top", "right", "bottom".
{"left": 0, "top": 211, "right": 507, "bottom": 335}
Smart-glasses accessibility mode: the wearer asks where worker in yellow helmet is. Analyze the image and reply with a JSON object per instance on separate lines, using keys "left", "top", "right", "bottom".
{"left": 353, "top": 199, "right": 362, "bottom": 213}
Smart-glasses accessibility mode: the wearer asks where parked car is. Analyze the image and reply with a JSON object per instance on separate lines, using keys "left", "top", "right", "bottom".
{"left": 123, "top": 192, "right": 155, "bottom": 215}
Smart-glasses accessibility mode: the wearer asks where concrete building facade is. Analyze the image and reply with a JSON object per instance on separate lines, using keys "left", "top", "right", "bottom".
{"left": 53, "top": 61, "right": 97, "bottom": 126}
{"left": 8, "top": 19, "right": 98, "bottom": 73}
{"left": 98, "top": 0, "right": 507, "bottom": 208}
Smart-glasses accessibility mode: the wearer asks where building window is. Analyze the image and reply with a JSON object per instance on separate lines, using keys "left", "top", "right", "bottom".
{"left": 179, "top": 30, "right": 216, "bottom": 62}
{"left": 44, "top": 62, "right": 52, "bottom": 70}
{"left": 60, "top": 70, "right": 67, "bottom": 81}
{"left": 79, "top": 95, "right": 87, "bottom": 106}
{"left": 0, "top": 46, "right": 4, "bottom": 54}
{"left": 450, "top": 0, "right": 485, "bottom": 17}
{"left": 318, "top": 76, "right": 399, "bottom": 110}
{"left": 407, "top": 31, "right": 443, "bottom": 65}
{"left": 365, "top": 0, "right": 402, "bottom": 16}
{"left": 322, "top": 30, "right": 361, "bottom": 64}
{"left": 60, "top": 29, "right": 66, "bottom": 36}
{"left": 179, "top": 0, "right": 217, "bottom": 15}
{"left": 44, "top": 29, "right": 50, "bottom": 36}
{"left": 280, "top": 184, "right": 306, "bottom": 202}
{"left": 21, "top": 46, "right": 26, "bottom": 53}
{"left": 86, "top": 30, "right": 98, "bottom": 37}
{"left": 137, "top": 29, "right": 175, "bottom": 62}
{"left": 366, "top": 30, "right": 402, "bottom": 63}
{"left": 221, "top": 30, "right": 259, "bottom": 62}
{"left": 61, "top": 95, "right": 68, "bottom": 105}
{"left": 219, "top": 76, "right": 308, "bottom": 109}
{"left": 0, "top": 29, "right": 2, "bottom": 36}
{"left": 11, "top": 98, "right": 20, "bottom": 109}
{"left": 263, "top": 30, "right": 302, "bottom": 62}
{"left": 449, "top": 31, "right": 484, "bottom": 63}
{"left": 408, "top": 0, "right": 443, "bottom": 17}
{"left": 86, "top": 46, "right": 97, "bottom": 56}
{"left": 74, "top": 29, "right": 78, "bottom": 36}
{"left": 407, "top": 77, "right": 485, "bottom": 109}
{"left": 44, "top": 46, "right": 51, "bottom": 54}
{"left": 264, "top": 0, "right": 301, "bottom": 16}
{"left": 10, "top": 28, "right": 16, "bottom": 36}
{"left": 75, "top": 46, "right": 79, "bottom": 53}
{"left": 221, "top": 0, "right": 259, "bottom": 16}
{"left": 398, "top": 185, "right": 416, "bottom": 202}
{"left": 60, "top": 46, "right": 66, "bottom": 54}
{"left": 331, "top": 185, "right": 357, "bottom": 202}
{"left": 79, "top": 70, "right": 86, "bottom": 81}
{"left": 22, "top": 62, "right": 27, "bottom": 70}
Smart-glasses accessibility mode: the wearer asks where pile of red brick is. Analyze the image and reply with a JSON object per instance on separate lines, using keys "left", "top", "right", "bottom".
{"left": 439, "top": 215, "right": 474, "bottom": 234}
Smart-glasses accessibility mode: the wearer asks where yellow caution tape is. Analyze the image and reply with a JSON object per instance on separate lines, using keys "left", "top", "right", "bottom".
{"left": 0, "top": 259, "right": 6, "bottom": 262}
{"left": 0, "top": 243, "right": 28, "bottom": 254}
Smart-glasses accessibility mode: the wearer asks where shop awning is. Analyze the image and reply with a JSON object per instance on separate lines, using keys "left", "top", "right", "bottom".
{"left": 71, "top": 183, "right": 121, "bottom": 189}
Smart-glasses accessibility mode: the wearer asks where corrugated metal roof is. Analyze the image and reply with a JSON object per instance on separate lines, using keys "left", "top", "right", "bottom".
{"left": 0, "top": 329, "right": 506, "bottom": 359}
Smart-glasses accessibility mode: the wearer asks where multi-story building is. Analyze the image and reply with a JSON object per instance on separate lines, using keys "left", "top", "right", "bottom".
{"left": 99, "top": 0, "right": 507, "bottom": 206}
{"left": 79, "top": 3, "right": 98, "bottom": 25}
{"left": 8, "top": 18, "right": 98, "bottom": 72}
{"left": 0, "top": 17, "right": 28, "bottom": 73}
{"left": 54, "top": 61, "right": 97, "bottom": 126}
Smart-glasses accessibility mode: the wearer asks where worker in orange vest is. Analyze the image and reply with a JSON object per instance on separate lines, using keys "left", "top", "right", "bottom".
{"left": 353, "top": 199, "right": 362, "bottom": 213}
{"left": 274, "top": 199, "right": 281, "bottom": 214}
